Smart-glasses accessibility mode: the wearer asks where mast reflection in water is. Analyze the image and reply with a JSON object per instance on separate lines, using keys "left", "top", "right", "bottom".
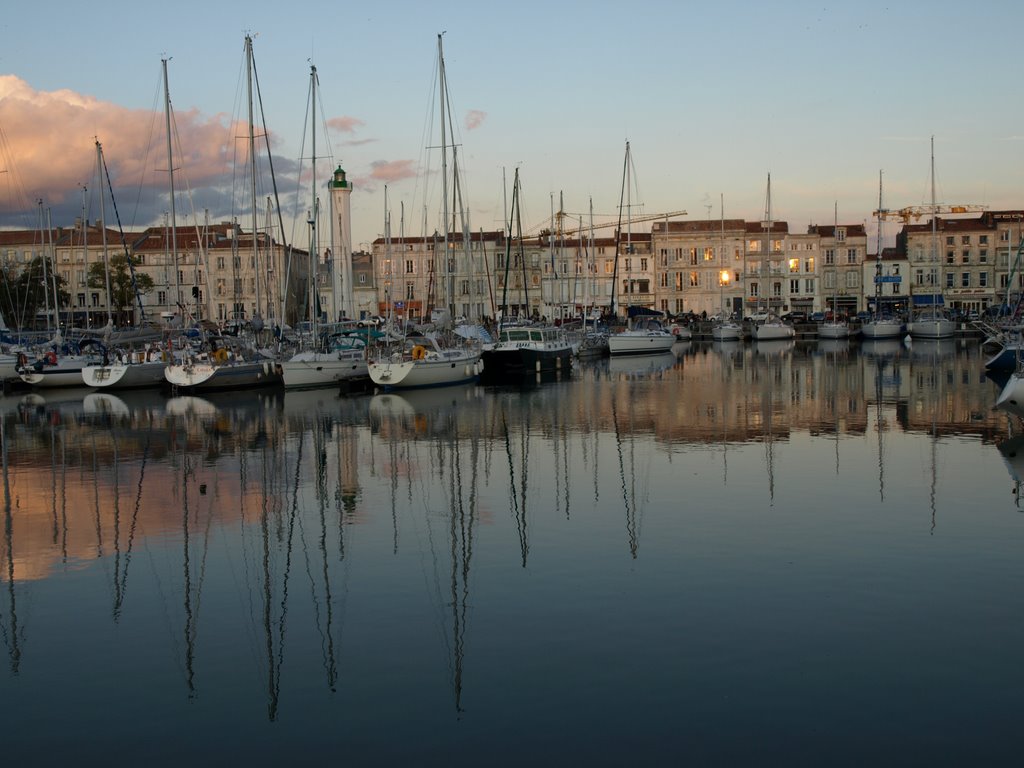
{"left": 2, "top": 339, "right": 1024, "bottom": 764}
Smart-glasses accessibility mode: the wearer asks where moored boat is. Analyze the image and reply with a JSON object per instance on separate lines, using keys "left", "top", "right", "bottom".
{"left": 368, "top": 335, "right": 482, "bottom": 391}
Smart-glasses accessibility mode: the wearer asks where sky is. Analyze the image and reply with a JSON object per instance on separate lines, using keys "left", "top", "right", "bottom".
{"left": 1, "top": 0, "right": 1022, "bottom": 253}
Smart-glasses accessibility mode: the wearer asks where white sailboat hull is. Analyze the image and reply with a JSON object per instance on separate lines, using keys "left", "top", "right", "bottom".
{"left": 19, "top": 356, "right": 99, "bottom": 388}
{"left": 908, "top": 317, "right": 955, "bottom": 339}
{"left": 608, "top": 330, "right": 676, "bottom": 356}
{"left": 996, "top": 372, "right": 1024, "bottom": 418}
{"left": 281, "top": 351, "right": 368, "bottom": 389}
{"left": 860, "top": 319, "right": 903, "bottom": 339}
{"left": 82, "top": 360, "right": 167, "bottom": 390}
{"left": 753, "top": 322, "right": 796, "bottom": 341}
{"left": 164, "top": 359, "right": 282, "bottom": 392}
{"left": 711, "top": 323, "right": 742, "bottom": 342}
{"left": 817, "top": 322, "right": 850, "bottom": 339}
{"left": 368, "top": 350, "right": 482, "bottom": 390}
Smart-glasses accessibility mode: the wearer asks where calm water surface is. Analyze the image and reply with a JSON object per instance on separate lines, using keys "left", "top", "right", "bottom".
{"left": 1, "top": 338, "right": 1022, "bottom": 765}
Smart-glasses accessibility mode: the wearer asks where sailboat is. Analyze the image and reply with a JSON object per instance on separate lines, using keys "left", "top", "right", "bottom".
{"left": 711, "top": 194, "right": 742, "bottom": 341}
{"left": 481, "top": 169, "right": 574, "bottom": 379}
{"left": 752, "top": 174, "right": 796, "bottom": 342}
{"left": 163, "top": 36, "right": 282, "bottom": 392}
{"left": 280, "top": 63, "right": 368, "bottom": 389}
{"left": 908, "top": 137, "right": 955, "bottom": 340}
{"left": 367, "top": 35, "right": 482, "bottom": 391}
{"left": 83, "top": 137, "right": 169, "bottom": 389}
{"left": 862, "top": 171, "right": 904, "bottom": 340}
{"left": 607, "top": 141, "right": 675, "bottom": 356}
{"left": 819, "top": 202, "right": 851, "bottom": 339}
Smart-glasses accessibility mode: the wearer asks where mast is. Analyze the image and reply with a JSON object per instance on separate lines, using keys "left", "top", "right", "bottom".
{"left": 720, "top": 193, "right": 726, "bottom": 316}
{"left": 437, "top": 33, "right": 451, "bottom": 321}
{"left": 245, "top": 35, "right": 262, "bottom": 325}
{"left": 96, "top": 141, "right": 113, "bottom": 327}
{"left": 161, "top": 58, "right": 181, "bottom": 319}
{"left": 875, "top": 170, "right": 884, "bottom": 318}
{"left": 610, "top": 141, "right": 629, "bottom": 318}
{"left": 930, "top": 135, "right": 939, "bottom": 307}
{"left": 310, "top": 63, "right": 319, "bottom": 338}
{"left": 81, "top": 185, "right": 90, "bottom": 330}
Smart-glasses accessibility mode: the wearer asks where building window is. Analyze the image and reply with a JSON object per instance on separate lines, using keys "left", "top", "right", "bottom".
{"left": 825, "top": 248, "right": 835, "bottom": 265}
{"left": 641, "top": 257, "right": 648, "bottom": 271}
{"left": 946, "top": 273, "right": 954, "bottom": 288}
{"left": 750, "top": 282, "right": 759, "bottom": 297}
{"left": 980, "top": 249, "right": 988, "bottom": 263}
{"left": 825, "top": 272, "right": 835, "bottom": 290}
{"left": 846, "top": 271, "right": 859, "bottom": 289}
{"left": 406, "top": 282, "right": 415, "bottom": 300}
{"left": 946, "top": 236, "right": 955, "bottom": 246}
{"left": 980, "top": 235, "right": 988, "bottom": 245}
{"left": 962, "top": 250, "right": 970, "bottom": 264}
{"left": 846, "top": 249, "right": 857, "bottom": 264}
{"left": 836, "top": 228, "right": 846, "bottom": 242}
{"left": 689, "top": 271, "right": 699, "bottom": 287}
{"left": 961, "top": 272, "right": 970, "bottom": 288}
{"left": 788, "top": 258, "right": 800, "bottom": 273}
{"left": 805, "top": 278, "right": 814, "bottom": 293}
{"left": 405, "top": 260, "right": 415, "bottom": 274}
{"left": 980, "top": 271, "right": 988, "bottom": 287}
{"left": 702, "top": 248, "right": 713, "bottom": 262}
{"left": 915, "top": 269, "right": 925, "bottom": 285}
{"left": 790, "top": 279, "right": 800, "bottom": 294}
{"left": 772, "top": 282, "right": 782, "bottom": 297}
{"left": 805, "top": 257, "right": 814, "bottom": 273}
{"left": 946, "top": 251, "right": 955, "bottom": 265}
{"left": 962, "top": 235, "right": 971, "bottom": 245}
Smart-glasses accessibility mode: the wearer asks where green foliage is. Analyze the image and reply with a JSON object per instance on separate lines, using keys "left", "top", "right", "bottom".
{"left": 87, "top": 253, "right": 154, "bottom": 322}
{"left": 0, "top": 257, "right": 69, "bottom": 330}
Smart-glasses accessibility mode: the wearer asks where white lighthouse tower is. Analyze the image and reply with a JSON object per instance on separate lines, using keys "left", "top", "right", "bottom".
{"left": 328, "top": 165, "right": 353, "bottom": 320}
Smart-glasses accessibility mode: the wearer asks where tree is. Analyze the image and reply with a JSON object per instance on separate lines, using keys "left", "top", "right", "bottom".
{"left": 0, "top": 257, "right": 69, "bottom": 330}
{"left": 87, "top": 253, "right": 154, "bottom": 325}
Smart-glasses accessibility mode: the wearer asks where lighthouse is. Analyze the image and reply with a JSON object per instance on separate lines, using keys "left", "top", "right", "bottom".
{"left": 328, "top": 165, "right": 353, "bottom": 320}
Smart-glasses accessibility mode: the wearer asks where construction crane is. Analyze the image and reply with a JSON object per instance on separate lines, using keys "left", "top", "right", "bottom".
{"left": 874, "top": 203, "right": 987, "bottom": 223}
{"left": 534, "top": 208, "right": 688, "bottom": 240}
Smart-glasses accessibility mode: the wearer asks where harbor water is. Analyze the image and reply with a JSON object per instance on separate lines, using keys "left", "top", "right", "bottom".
{"left": 1, "top": 337, "right": 1022, "bottom": 765}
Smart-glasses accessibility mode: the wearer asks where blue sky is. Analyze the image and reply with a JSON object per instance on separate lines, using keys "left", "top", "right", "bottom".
{"left": 1, "top": 0, "right": 1021, "bottom": 250}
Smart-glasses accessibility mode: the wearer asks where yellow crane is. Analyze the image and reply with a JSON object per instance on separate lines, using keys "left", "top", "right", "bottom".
{"left": 532, "top": 208, "right": 688, "bottom": 240}
{"left": 874, "top": 203, "right": 987, "bottom": 223}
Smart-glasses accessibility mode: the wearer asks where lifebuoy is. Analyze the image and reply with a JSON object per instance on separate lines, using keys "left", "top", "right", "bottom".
{"left": 214, "top": 348, "right": 229, "bottom": 364}
{"left": 411, "top": 345, "right": 427, "bottom": 361}
{"left": 45, "top": 350, "right": 58, "bottom": 365}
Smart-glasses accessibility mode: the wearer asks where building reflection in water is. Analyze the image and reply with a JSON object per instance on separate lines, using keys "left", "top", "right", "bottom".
{"left": 0, "top": 337, "right": 1018, "bottom": 735}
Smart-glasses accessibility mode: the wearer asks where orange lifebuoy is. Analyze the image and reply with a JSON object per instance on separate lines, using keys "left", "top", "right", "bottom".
{"left": 45, "top": 350, "right": 58, "bottom": 365}
{"left": 411, "top": 345, "right": 427, "bottom": 361}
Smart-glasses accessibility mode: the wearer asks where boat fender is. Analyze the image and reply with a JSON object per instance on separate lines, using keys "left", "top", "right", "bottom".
{"left": 411, "top": 345, "right": 427, "bottom": 361}
{"left": 17, "top": 352, "right": 28, "bottom": 369}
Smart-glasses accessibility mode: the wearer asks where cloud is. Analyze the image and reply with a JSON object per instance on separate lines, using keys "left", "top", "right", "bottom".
{"left": 368, "top": 159, "right": 417, "bottom": 183}
{"left": 465, "top": 109, "right": 486, "bottom": 131}
{"left": 327, "top": 116, "right": 364, "bottom": 134}
{"left": 0, "top": 76, "right": 295, "bottom": 229}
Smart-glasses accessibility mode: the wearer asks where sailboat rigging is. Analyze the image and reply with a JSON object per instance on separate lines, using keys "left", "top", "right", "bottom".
{"left": 752, "top": 174, "right": 796, "bottom": 342}
{"left": 607, "top": 142, "right": 675, "bottom": 356}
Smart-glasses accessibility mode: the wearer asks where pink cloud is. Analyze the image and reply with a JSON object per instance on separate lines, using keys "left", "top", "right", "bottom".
{"left": 327, "top": 115, "right": 364, "bottom": 134}
{"left": 368, "top": 159, "right": 417, "bottom": 183}
{"left": 0, "top": 75, "right": 236, "bottom": 211}
{"left": 465, "top": 110, "right": 486, "bottom": 131}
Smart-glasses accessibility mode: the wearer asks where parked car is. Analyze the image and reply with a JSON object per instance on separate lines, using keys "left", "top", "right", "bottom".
{"left": 357, "top": 315, "right": 386, "bottom": 328}
{"left": 781, "top": 311, "right": 807, "bottom": 324}
{"left": 855, "top": 310, "right": 872, "bottom": 322}
{"left": 809, "top": 311, "right": 827, "bottom": 322}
